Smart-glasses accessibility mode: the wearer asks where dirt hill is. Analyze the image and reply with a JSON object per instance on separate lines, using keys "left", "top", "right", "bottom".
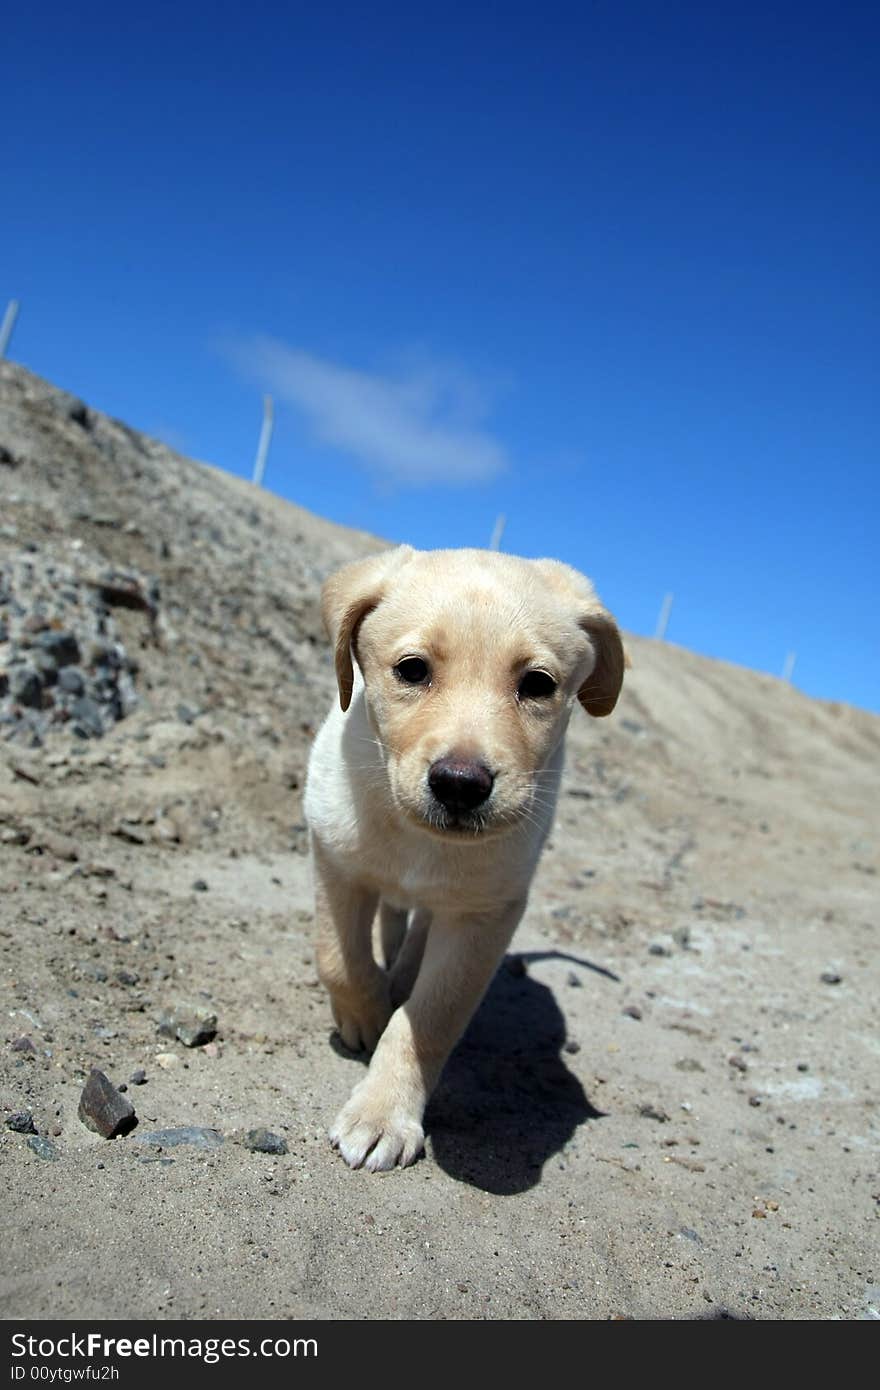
{"left": 1, "top": 359, "right": 877, "bottom": 1320}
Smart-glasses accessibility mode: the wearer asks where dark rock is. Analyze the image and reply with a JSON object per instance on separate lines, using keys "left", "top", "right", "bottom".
{"left": 639, "top": 1103, "right": 670, "bottom": 1123}
{"left": 134, "top": 1126, "right": 223, "bottom": 1150}
{"left": 567, "top": 972, "right": 582, "bottom": 988}
{"left": 5, "top": 1111, "right": 37, "bottom": 1134}
{"left": 622, "top": 1004, "right": 643, "bottom": 1020}
{"left": 10, "top": 666, "right": 43, "bottom": 708}
{"left": 648, "top": 942, "right": 671, "bottom": 957}
{"left": 504, "top": 954, "right": 527, "bottom": 977}
{"left": 820, "top": 971, "right": 842, "bottom": 985}
{"left": 191, "top": 879, "right": 209, "bottom": 893}
{"left": 129, "top": 1068, "right": 147, "bottom": 1085}
{"left": 563, "top": 1039, "right": 581, "bottom": 1055}
{"left": 10, "top": 1036, "right": 37, "bottom": 1054}
{"left": 27, "top": 1136, "right": 60, "bottom": 1161}
{"left": 116, "top": 970, "right": 140, "bottom": 986}
{"left": 68, "top": 400, "right": 93, "bottom": 429}
{"left": 244, "top": 1128, "right": 289, "bottom": 1155}
{"left": 36, "top": 630, "right": 80, "bottom": 667}
{"left": 77, "top": 1067, "right": 137, "bottom": 1138}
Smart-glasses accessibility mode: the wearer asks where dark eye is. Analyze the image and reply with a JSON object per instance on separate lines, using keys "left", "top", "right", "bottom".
{"left": 394, "top": 657, "right": 430, "bottom": 685}
{"left": 518, "top": 670, "right": 557, "bottom": 700}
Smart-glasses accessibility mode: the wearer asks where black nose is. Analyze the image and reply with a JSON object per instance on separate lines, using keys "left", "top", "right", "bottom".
{"left": 428, "top": 757, "right": 495, "bottom": 813}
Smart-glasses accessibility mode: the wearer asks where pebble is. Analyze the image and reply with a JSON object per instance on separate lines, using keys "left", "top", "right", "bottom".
{"left": 567, "top": 972, "right": 582, "bottom": 988}
{"left": 155, "top": 1052, "right": 180, "bottom": 1069}
{"left": 622, "top": 1004, "right": 643, "bottom": 1020}
{"left": 27, "top": 1136, "right": 60, "bottom": 1161}
{"left": 10, "top": 1036, "right": 37, "bottom": 1054}
{"left": 77, "top": 1067, "right": 137, "bottom": 1138}
{"left": 244, "top": 1128, "right": 289, "bottom": 1155}
{"left": 563, "top": 1039, "right": 581, "bottom": 1055}
{"left": 192, "top": 879, "right": 209, "bottom": 893}
{"left": 648, "top": 943, "right": 671, "bottom": 957}
{"left": 129, "top": 1068, "right": 147, "bottom": 1085}
{"left": 158, "top": 1007, "right": 217, "bottom": 1048}
{"left": 820, "top": 971, "right": 842, "bottom": 985}
{"left": 504, "top": 954, "right": 527, "bottom": 977}
{"left": 639, "top": 1103, "right": 670, "bottom": 1123}
{"left": 5, "top": 1111, "right": 37, "bottom": 1134}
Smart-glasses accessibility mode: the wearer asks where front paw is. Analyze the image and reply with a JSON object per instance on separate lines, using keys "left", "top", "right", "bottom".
{"left": 329, "top": 983, "right": 392, "bottom": 1053}
{"left": 329, "top": 1079, "right": 425, "bottom": 1172}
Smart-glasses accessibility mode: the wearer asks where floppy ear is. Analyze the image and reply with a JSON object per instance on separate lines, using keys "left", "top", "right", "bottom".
{"left": 577, "top": 607, "right": 626, "bottom": 717}
{"left": 531, "top": 558, "right": 625, "bottom": 718}
{"left": 321, "top": 546, "right": 414, "bottom": 711}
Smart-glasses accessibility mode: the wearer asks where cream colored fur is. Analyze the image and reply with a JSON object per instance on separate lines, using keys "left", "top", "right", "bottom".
{"left": 303, "top": 546, "right": 624, "bottom": 1170}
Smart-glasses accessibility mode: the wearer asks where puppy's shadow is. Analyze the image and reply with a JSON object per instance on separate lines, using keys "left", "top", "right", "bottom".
{"left": 426, "top": 954, "right": 605, "bottom": 1195}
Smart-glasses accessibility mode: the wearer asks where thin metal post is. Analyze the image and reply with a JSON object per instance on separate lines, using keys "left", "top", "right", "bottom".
{"left": 782, "top": 651, "right": 797, "bottom": 683}
{"left": 0, "top": 300, "right": 19, "bottom": 358}
{"left": 489, "top": 513, "right": 506, "bottom": 551}
{"left": 655, "top": 592, "right": 674, "bottom": 641}
{"left": 252, "top": 394, "right": 274, "bottom": 487}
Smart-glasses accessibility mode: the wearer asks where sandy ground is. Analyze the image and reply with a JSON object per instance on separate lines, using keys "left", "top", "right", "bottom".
{"left": 1, "top": 361, "right": 877, "bottom": 1321}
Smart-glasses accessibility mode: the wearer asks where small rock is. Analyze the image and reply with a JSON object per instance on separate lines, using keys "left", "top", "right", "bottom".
{"left": 71, "top": 696, "right": 105, "bottom": 739}
{"left": 820, "top": 971, "right": 842, "bottom": 985}
{"left": 129, "top": 1068, "right": 147, "bottom": 1085}
{"left": 77, "top": 1067, "right": 137, "bottom": 1138}
{"left": 10, "top": 1036, "right": 37, "bottom": 1054}
{"left": 116, "top": 970, "right": 140, "bottom": 986}
{"left": 191, "top": 879, "right": 209, "bottom": 893}
{"left": 58, "top": 666, "right": 85, "bottom": 695}
{"left": 622, "top": 1004, "right": 642, "bottom": 1020}
{"left": 114, "top": 821, "right": 147, "bottom": 844}
{"left": 567, "top": 972, "right": 582, "bottom": 988}
{"left": 563, "top": 1039, "right": 581, "bottom": 1055}
{"left": 158, "top": 1007, "right": 217, "bottom": 1048}
{"left": 639, "top": 1103, "right": 670, "bottom": 1123}
{"left": 35, "top": 831, "right": 79, "bottom": 862}
{"left": 10, "top": 666, "right": 43, "bottom": 708}
{"left": 648, "top": 942, "right": 671, "bottom": 957}
{"left": 36, "top": 631, "right": 80, "bottom": 667}
{"left": 244, "top": 1128, "right": 289, "bottom": 1155}
{"left": 5, "top": 1111, "right": 37, "bottom": 1134}
{"left": 155, "top": 1052, "right": 180, "bottom": 1069}
{"left": 504, "top": 954, "right": 527, "bottom": 977}
{"left": 27, "top": 1136, "right": 60, "bottom": 1161}
{"left": 728, "top": 1054, "right": 748, "bottom": 1072}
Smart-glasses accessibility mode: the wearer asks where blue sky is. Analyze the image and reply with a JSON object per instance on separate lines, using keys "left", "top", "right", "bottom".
{"left": 3, "top": 3, "right": 878, "bottom": 711}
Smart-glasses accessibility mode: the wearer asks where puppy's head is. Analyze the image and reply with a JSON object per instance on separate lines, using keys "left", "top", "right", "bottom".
{"left": 322, "top": 547, "right": 624, "bottom": 839}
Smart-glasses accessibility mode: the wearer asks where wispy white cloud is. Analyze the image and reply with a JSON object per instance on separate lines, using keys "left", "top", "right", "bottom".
{"left": 225, "top": 335, "right": 508, "bottom": 487}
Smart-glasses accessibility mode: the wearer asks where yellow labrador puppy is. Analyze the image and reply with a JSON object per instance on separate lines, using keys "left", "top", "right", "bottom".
{"left": 304, "top": 546, "right": 624, "bottom": 1170}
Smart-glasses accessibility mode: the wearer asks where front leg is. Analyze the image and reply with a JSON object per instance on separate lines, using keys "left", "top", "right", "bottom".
{"left": 312, "top": 840, "right": 391, "bottom": 1053}
{"left": 330, "top": 898, "right": 526, "bottom": 1170}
